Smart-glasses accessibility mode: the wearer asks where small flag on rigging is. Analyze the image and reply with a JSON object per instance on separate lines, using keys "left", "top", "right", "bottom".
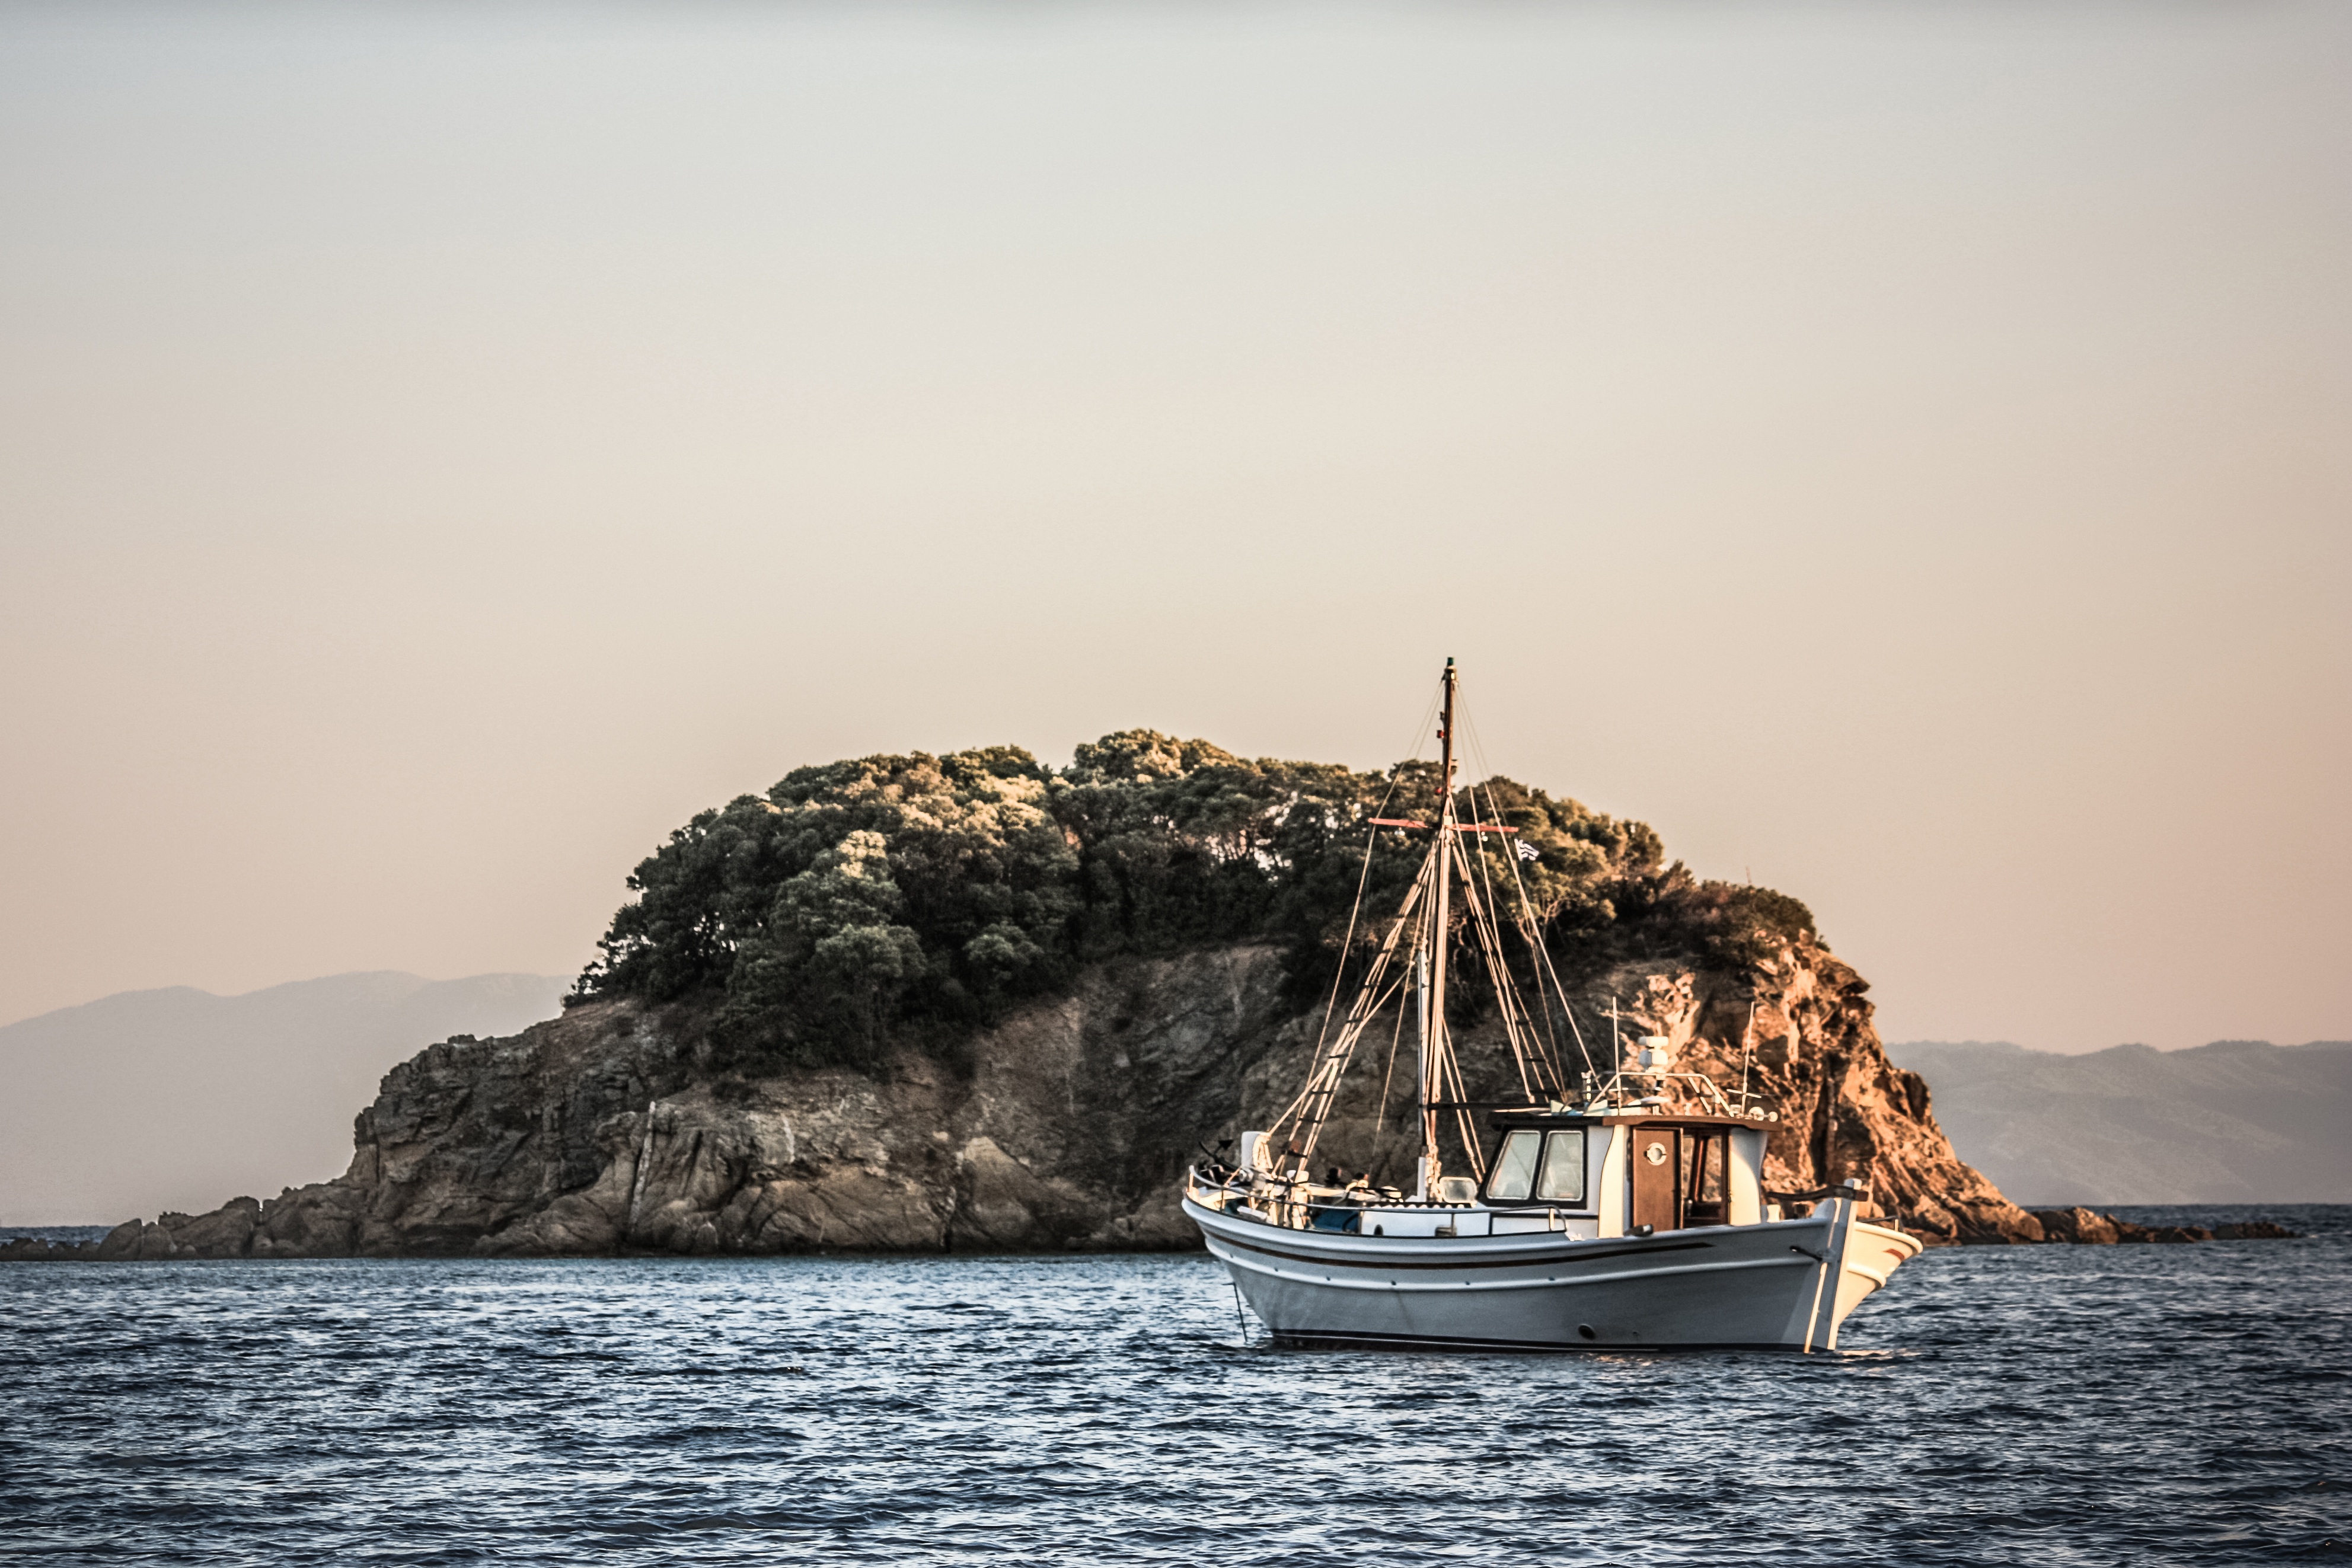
{"left": 1514, "top": 839, "right": 1540, "bottom": 863}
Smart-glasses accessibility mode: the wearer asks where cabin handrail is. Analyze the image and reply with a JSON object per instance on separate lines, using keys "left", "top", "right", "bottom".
{"left": 1766, "top": 1179, "right": 1873, "bottom": 1203}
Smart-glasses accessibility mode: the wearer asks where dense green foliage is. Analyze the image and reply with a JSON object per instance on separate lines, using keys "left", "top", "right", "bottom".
{"left": 572, "top": 731, "right": 1814, "bottom": 1068}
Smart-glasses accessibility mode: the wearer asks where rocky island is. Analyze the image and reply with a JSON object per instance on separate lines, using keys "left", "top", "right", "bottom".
{"left": 9, "top": 732, "right": 2279, "bottom": 1261}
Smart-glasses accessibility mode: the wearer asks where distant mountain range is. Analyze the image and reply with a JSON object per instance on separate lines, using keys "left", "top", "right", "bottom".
{"left": 1891, "top": 1039, "right": 2352, "bottom": 1205}
{"left": 0, "top": 973, "right": 569, "bottom": 1225}
{"left": 7, "top": 973, "right": 2341, "bottom": 1226}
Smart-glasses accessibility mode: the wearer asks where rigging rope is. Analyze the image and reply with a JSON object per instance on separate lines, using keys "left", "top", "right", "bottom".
{"left": 1459, "top": 784, "right": 1569, "bottom": 1096}
{"left": 1369, "top": 962, "right": 1413, "bottom": 1175}
{"left": 1268, "top": 861, "right": 1429, "bottom": 1170}
{"left": 1271, "top": 666, "right": 1652, "bottom": 1192}
{"left": 1281, "top": 679, "right": 1442, "bottom": 1154}
{"left": 1461, "top": 705, "right": 1600, "bottom": 1085}
{"left": 1474, "top": 772, "right": 1569, "bottom": 1078}
{"left": 1444, "top": 833, "right": 1557, "bottom": 1100}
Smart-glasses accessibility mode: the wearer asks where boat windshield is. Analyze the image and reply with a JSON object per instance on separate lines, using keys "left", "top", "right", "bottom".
{"left": 1486, "top": 1130, "right": 1542, "bottom": 1202}
{"left": 1534, "top": 1130, "right": 1587, "bottom": 1204}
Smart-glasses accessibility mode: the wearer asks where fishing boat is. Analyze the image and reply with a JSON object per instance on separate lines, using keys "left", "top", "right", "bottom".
{"left": 1180, "top": 659, "right": 1920, "bottom": 1352}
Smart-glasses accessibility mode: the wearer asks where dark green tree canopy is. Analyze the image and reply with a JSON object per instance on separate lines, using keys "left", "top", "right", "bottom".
{"left": 573, "top": 732, "right": 1813, "bottom": 1067}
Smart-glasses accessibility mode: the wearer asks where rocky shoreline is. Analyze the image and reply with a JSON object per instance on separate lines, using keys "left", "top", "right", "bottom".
{"left": 8, "top": 940, "right": 2298, "bottom": 1263}
{"left": 0, "top": 1213, "right": 2304, "bottom": 1262}
{"left": 12, "top": 1209, "right": 2305, "bottom": 1263}
{"left": 2026, "top": 1208, "right": 2298, "bottom": 1245}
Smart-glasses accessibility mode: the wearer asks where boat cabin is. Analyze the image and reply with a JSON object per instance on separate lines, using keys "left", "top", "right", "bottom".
{"left": 1215, "top": 1106, "right": 1777, "bottom": 1241}
{"left": 1476, "top": 1109, "right": 1770, "bottom": 1235}
{"left": 1191, "top": 659, "right": 1797, "bottom": 1248}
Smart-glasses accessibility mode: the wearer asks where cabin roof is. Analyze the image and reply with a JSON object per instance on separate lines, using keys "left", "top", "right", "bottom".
{"left": 1488, "top": 1107, "right": 1776, "bottom": 1131}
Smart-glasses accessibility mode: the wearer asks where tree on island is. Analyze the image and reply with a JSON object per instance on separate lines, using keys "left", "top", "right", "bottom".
{"left": 570, "top": 731, "right": 1815, "bottom": 1071}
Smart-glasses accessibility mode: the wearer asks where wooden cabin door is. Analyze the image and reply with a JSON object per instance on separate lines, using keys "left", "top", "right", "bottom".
{"left": 1629, "top": 1126, "right": 1680, "bottom": 1232}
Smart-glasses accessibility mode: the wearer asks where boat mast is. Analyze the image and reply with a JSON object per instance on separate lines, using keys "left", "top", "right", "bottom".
{"left": 1418, "top": 657, "right": 1459, "bottom": 1201}
{"left": 1412, "top": 938, "right": 1429, "bottom": 1192}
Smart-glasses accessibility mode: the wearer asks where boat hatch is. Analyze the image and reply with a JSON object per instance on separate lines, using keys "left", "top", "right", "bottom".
{"left": 1624, "top": 1122, "right": 1736, "bottom": 1231}
{"left": 1630, "top": 1126, "right": 1678, "bottom": 1232}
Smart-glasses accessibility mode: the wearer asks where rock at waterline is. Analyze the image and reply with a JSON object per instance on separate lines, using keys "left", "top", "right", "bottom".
{"left": 19, "top": 946, "right": 2302, "bottom": 1263}
{"left": 2027, "top": 1206, "right": 2299, "bottom": 1245}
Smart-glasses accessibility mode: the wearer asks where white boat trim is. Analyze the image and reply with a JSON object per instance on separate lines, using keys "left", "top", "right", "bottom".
{"left": 1209, "top": 1247, "right": 1817, "bottom": 1294}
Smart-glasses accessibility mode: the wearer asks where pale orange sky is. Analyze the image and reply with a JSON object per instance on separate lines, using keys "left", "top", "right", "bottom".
{"left": 2, "top": 0, "right": 2345, "bottom": 1052}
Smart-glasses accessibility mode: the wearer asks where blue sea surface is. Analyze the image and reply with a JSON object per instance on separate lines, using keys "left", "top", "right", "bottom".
{"left": 5, "top": 1207, "right": 2348, "bottom": 1566}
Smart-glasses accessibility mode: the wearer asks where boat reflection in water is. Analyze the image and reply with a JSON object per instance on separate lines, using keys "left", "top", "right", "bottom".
{"left": 1182, "top": 660, "right": 1919, "bottom": 1352}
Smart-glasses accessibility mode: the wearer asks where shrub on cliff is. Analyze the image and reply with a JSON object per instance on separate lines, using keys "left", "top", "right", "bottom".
{"left": 571, "top": 731, "right": 1798, "bottom": 1068}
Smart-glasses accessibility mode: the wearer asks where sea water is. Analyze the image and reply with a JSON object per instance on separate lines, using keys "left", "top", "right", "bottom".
{"left": 4, "top": 1206, "right": 2347, "bottom": 1565}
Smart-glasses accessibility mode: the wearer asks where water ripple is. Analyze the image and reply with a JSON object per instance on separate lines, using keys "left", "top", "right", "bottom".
{"left": 5, "top": 1206, "right": 2349, "bottom": 1565}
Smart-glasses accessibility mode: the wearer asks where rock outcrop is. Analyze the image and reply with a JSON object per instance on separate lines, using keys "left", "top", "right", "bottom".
{"left": 51, "top": 931, "right": 2081, "bottom": 1259}
{"left": 89, "top": 946, "right": 1298, "bottom": 1259}
{"left": 2028, "top": 1206, "right": 2298, "bottom": 1244}
{"left": 1541, "top": 941, "right": 2046, "bottom": 1245}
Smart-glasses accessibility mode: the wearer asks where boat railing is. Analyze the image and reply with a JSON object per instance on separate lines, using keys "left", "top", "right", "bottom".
{"left": 1581, "top": 1068, "right": 1780, "bottom": 1122}
{"left": 1763, "top": 1179, "right": 1906, "bottom": 1232}
{"left": 1186, "top": 1164, "right": 1511, "bottom": 1231}
{"left": 1186, "top": 1164, "right": 1343, "bottom": 1229}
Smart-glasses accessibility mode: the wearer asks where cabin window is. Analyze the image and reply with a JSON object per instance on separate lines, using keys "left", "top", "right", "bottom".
{"left": 1485, "top": 1130, "right": 1542, "bottom": 1203}
{"left": 1693, "top": 1135, "right": 1726, "bottom": 1202}
{"left": 1684, "top": 1132, "right": 1729, "bottom": 1225}
{"left": 1534, "top": 1130, "right": 1587, "bottom": 1205}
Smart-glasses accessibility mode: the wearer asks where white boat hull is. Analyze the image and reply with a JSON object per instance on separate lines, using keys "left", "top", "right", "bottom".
{"left": 1187, "top": 1195, "right": 1922, "bottom": 1353}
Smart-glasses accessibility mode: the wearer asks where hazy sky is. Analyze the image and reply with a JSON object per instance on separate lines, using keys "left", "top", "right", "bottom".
{"left": 2, "top": 0, "right": 2345, "bottom": 1053}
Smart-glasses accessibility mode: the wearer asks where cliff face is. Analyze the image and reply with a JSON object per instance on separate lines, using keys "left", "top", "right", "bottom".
{"left": 86, "top": 936, "right": 2041, "bottom": 1260}
{"left": 1553, "top": 940, "right": 2040, "bottom": 1246}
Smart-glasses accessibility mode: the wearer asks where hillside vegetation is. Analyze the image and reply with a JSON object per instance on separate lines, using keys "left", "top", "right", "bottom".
{"left": 572, "top": 732, "right": 1815, "bottom": 1068}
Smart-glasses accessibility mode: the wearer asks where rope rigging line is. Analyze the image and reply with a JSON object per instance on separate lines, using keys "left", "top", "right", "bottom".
{"left": 1368, "top": 958, "right": 1414, "bottom": 1176}
{"left": 1269, "top": 860, "right": 1431, "bottom": 1171}
{"left": 1267, "top": 666, "right": 1622, "bottom": 1192}
{"left": 1272, "top": 673, "right": 1445, "bottom": 1170}
{"left": 1290, "top": 962, "right": 1410, "bottom": 1135}
{"left": 1484, "top": 820, "right": 1589, "bottom": 1090}
{"left": 1469, "top": 771, "right": 1569, "bottom": 1081}
{"left": 1557, "top": 991, "right": 1599, "bottom": 1084}
{"left": 1298, "top": 698, "right": 1429, "bottom": 1077}
{"left": 1444, "top": 833, "right": 1558, "bottom": 1102}
{"left": 1460, "top": 786, "right": 1569, "bottom": 1097}
{"left": 1435, "top": 694, "right": 1566, "bottom": 1100}
{"left": 1440, "top": 1027, "right": 1488, "bottom": 1181}
{"left": 1460, "top": 705, "right": 1599, "bottom": 1085}
{"left": 1477, "top": 780, "right": 1571, "bottom": 1086}
{"left": 1295, "top": 823, "right": 1383, "bottom": 1100}
{"left": 1456, "top": 714, "right": 1554, "bottom": 1080}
